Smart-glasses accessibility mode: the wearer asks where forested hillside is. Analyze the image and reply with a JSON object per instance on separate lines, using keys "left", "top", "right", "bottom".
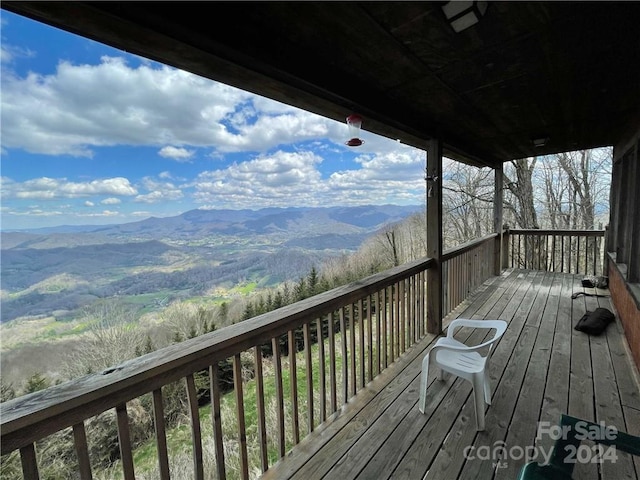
{"left": 1, "top": 205, "right": 421, "bottom": 323}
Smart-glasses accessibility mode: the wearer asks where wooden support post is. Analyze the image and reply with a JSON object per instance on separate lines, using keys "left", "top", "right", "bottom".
{"left": 494, "top": 164, "right": 504, "bottom": 275}
{"left": 502, "top": 229, "right": 510, "bottom": 269}
{"left": 426, "top": 139, "right": 443, "bottom": 334}
{"left": 628, "top": 139, "right": 640, "bottom": 282}
{"left": 609, "top": 155, "right": 623, "bottom": 259}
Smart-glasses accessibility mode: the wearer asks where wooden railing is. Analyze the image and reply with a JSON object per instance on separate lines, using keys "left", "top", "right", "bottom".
{"left": 442, "top": 233, "right": 498, "bottom": 317}
{"left": 0, "top": 234, "right": 500, "bottom": 480}
{"left": 506, "top": 229, "right": 606, "bottom": 276}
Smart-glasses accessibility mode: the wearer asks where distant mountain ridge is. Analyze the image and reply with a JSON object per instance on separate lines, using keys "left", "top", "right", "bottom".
{"left": 3, "top": 205, "right": 423, "bottom": 246}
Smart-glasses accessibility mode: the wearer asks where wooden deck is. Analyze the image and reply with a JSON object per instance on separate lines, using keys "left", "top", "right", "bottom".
{"left": 261, "top": 269, "right": 640, "bottom": 480}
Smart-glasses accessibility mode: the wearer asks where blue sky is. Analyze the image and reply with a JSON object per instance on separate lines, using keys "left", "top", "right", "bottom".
{"left": 0, "top": 11, "right": 428, "bottom": 231}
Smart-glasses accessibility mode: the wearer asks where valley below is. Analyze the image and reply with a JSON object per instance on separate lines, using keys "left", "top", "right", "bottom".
{"left": 0, "top": 204, "right": 422, "bottom": 388}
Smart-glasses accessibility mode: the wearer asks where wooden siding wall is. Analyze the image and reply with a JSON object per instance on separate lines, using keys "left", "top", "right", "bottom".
{"left": 608, "top": 126, "right": 640, "bottom": 373}
{"left": 609, "top": 258, "right": 640, "bottom": 371}
{"left": 610, "top": 127, "right": 639, "bottom": 280}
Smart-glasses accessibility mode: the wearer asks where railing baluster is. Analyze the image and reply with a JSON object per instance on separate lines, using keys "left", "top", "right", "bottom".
{"left": 185, "top": 374, "right": 204, "bottom": 480}
{"left": 210, "top": 363, "right": 226, "bottom": 480}
{"left": 317, "top": 316, "right": 326, "bottom": 422}
{"left": 339, "top": 307, "right": 349, "bottom": 403}
{"left": 303, "top": 322, "right": 314, "bottom": 433}
{"left": 233, "top": 354, "right": 249, "bottom": 480}
{"left": 115, "top": 403, "right": 135, "bottom": 480}
{"left": 328, "top": 312, "right": 337, "bottom": 414}
{"left": 414, "top": 271, "right": 421, "bottom": 336}
{"left": 411, "top": 274, "right": 417, "bottom": 344}
{"left": 394, "top": 283, "right": 401, "bottom": 358}
{"left": 419, "top": 270, "right": 425, "bottom": 338}
{"left": 461, "top": 251, "right": 466, "bottom": 299}
{"left": 460, "top": 253, "right": 465, "bottom": 301}
{"left": 407, "top": 276, "right": 413, "bottom": 343}
{"left": 287, "top": 330, "right": 300, "bottom": 445}
{"left": 367, "top": 295, "right": 373, "bottom": 383}
{"left": 381, "top": 287, "right": 388, "bottom": 369}
{"left": 399, "top": 279, "right": 406, "bottom": 354}
{"left": 72, "top": 422, "right": 92, "bottom": 480}
{"left": 20, "top": 443, "right": 39, "bottom": 480}
{"left": 152, "top": 389, "right": 170, "bottom": 480}
{"left": 347, "top": 304, "right": 355, "bottom": 397}
{"left": 375, "top": 291, "right": 381, "bottom": 375}
{"left": 272, "top": 338, "right": 286, "bottom": 458}
{"left": 518, "top": 234, "right": 522, "bottom": 268}
{"left": 592, "top": 235, "right": 596, "bottom": 274}
{"left": 442, "top": 260, "right": 449, "bottom": 315}
{"left": 253, "top": 347, "right": 268, "bottom": 472}
{"left": 388, "top": 286, "right": 395, "bottom": 362}
{"left": 358, "top": 298, "right": 365, "bottom": 389}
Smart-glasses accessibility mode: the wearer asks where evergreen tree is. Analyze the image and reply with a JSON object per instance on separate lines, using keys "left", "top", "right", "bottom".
{"left": 218, "top": 302, "right": 229, "bottom": 324}
{"left": 242, "top": 302, "right": 255, "bottom": 320}
{"left": 0, "top": 379, "right": 16, "bottom": 402}
{"left": 295, "top": 277, "right": 307, "bottom": 301}
{"left": 24, "top": 372, "right": 50, "bottom": 394}
{"left": 307, "top": 266, "right": 319, "bottom": 296}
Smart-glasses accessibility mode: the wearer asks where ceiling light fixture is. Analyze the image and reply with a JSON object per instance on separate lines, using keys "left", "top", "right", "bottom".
{"left": 442, "top": 1, "right": 488, "bottom": 33}
{"left": 532, "top": 137, "right": 549, "bottom": 148}
{"left": 345, "top": 114, "right": 364, "bottom": 147}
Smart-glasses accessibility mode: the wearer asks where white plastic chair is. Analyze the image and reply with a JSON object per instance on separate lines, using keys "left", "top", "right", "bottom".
{"left": 418, "top": 319, "right": 507, "bottom": 431}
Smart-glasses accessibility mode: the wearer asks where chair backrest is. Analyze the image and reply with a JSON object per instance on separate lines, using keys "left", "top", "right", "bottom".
{"left": 447, "top": 319, "right": 507, "bottom": 358}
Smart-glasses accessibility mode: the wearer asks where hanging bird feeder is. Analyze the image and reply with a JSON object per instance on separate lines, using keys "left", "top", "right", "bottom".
{"left": 345, "top": 114, "right": 364, "bottom": 146}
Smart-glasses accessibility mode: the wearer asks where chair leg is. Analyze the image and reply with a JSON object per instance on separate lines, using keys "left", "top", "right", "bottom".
{"left": 483, "top": 371, "right": 492, "bottom": 405}
{"left": 472, "top": 374, "right": 486, "bottom": 431}
{"left": 419, "top": 354, "right": 430, "bottom": 414}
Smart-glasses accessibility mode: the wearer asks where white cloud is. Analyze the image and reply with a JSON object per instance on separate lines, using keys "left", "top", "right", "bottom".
{"left": 158, "top": 146, "right": 195, "bottom": 162}
{"left": 131, "top": 210, "right": 153, "bottom": 217}
{"left": 1, "top": 176, "right": 138, "bottom": 199}
{"left": 4, "top": 208, "right": 65, "bottom": 217}
{"left": 84, "top": 201, "right": 95, "bottom": 207}
{"left": 101, "top": 197, "right": 121, "bottom": 205}
{"left": 77, "top": 210, "right": 120, "bottom": 218}
{"left": 190, "top": 148, "right": 426, "bottom": 208}
{"left": 192, "top": 150, "right": 325, "bottom": 206}
{"left": 135, "top": 177, "right": 183, "bottom": 204}
{"left": 1, "top": 55, "right": 352, "bottom": 157}
{"left": 1, "top": 43, "right": 35, "bottom": 64}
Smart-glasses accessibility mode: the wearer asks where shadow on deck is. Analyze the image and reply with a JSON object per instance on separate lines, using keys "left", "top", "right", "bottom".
{"left": 262, "top": 269, "right": 640, "bottom": 480}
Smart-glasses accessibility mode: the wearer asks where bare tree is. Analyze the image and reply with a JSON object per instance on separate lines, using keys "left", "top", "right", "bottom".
{"left": 442, "top": 161, "right": 494, "bottom": 247}
{"left": 504, "top": 157, "right": 539, "bottom": 229}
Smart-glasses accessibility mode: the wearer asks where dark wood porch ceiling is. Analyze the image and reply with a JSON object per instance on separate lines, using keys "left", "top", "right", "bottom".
{"left": 3, "top": 1, "right": 639, "bottom": 167}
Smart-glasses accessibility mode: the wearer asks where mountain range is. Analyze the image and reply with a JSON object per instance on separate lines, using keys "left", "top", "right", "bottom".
{"left": 1, "top": 205, "right": 423, "bottom": 323}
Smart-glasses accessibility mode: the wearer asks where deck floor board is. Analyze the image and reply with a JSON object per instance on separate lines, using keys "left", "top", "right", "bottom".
{"left": 261, "top": 270, "right": 640, "bottom": 480}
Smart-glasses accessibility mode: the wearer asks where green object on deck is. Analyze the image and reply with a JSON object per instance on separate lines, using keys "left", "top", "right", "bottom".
{"left": 517, "top": 414, "right": 640, "bottom": 479}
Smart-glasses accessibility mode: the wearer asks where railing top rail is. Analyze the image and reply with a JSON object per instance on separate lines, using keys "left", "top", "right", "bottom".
{"left": 508, "top": 229, "right": 605, "bottom": 236}
{"left": 1, "top": 256, "right": 435, "bottom": 453}
{"left": 442, "top": 232, "right": 499, "bottom": 261}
